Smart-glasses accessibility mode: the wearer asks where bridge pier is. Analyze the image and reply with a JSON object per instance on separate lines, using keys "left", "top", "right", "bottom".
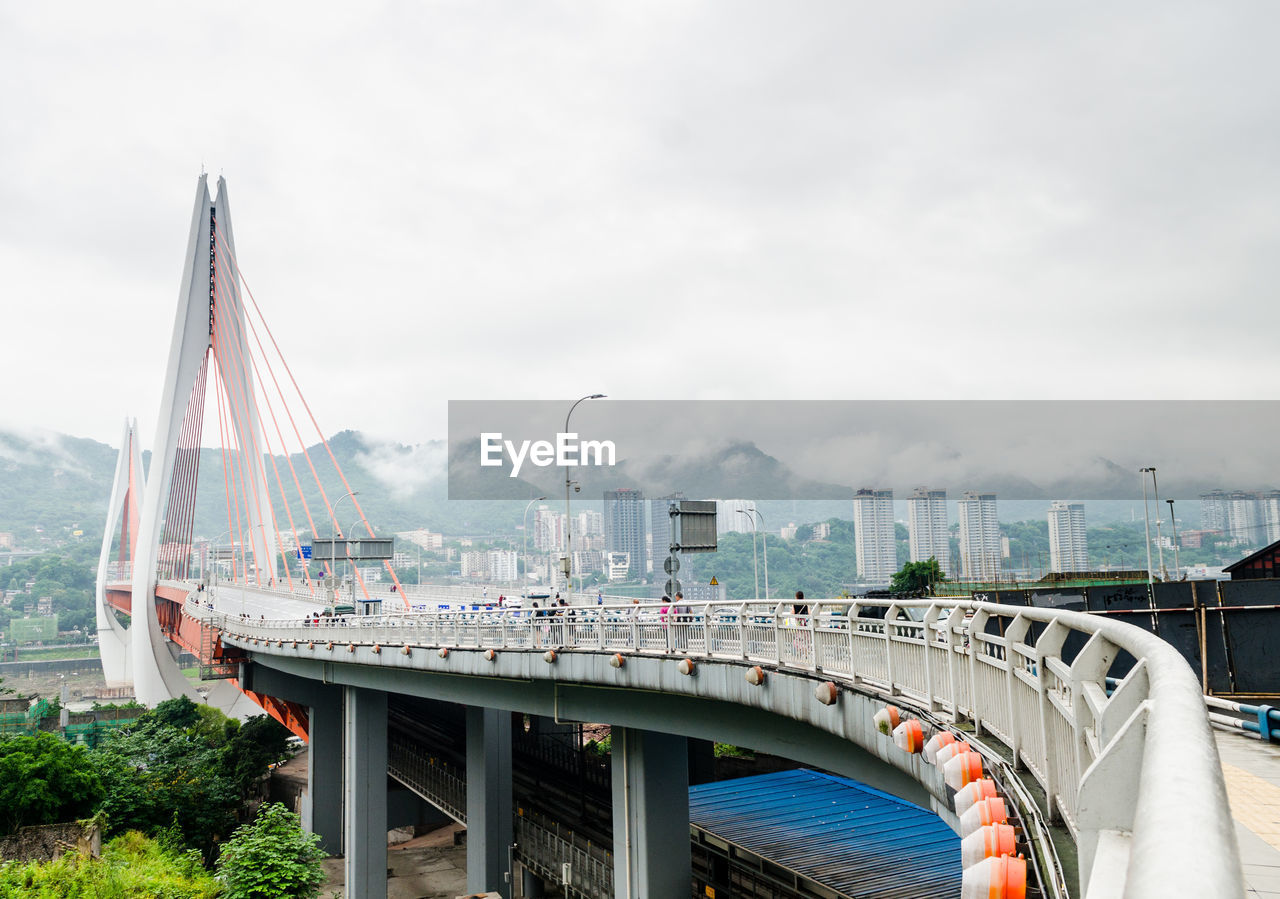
{"left": 466, "top": 706, "right": 514, "bottom": 898}
{"left": 307, "top": 687, "right": 345, "bottom": 855}
{"left": 344, "top": 686, "right": 388, "bottom": 899}
{"left": 610, "top": 727, "right": 691, "bottom": 898}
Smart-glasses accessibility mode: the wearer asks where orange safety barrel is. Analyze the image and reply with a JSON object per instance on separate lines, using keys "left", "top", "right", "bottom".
{"left": 874, "top": 704, "right": 901, "bottom": 735}
{"left": 961, "top": 853, "right": 1027, "bottom": 899}
{"left": 924, "top": 730, "right": 957, "bottom": 764}
{"left": 893, "top": 719, "right": 925, "bottom": 753}
{"left": 954, "top": 778, "right": 1000, "bottom": 816}
{"left": 961, "top": 823, "right": 1017, "bottom": 868}
{"left": 944, "top": 750, "right": 985, "bottom": 790}
{"left": 959, "top": 797, "right": 1008, "bottom": 837}
{"left": 935, "top": 740, "right": 973, "bottom": 768}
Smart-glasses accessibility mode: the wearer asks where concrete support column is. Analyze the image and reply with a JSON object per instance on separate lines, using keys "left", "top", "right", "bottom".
{"left": 307, "top": 689, "right": 345, "bottom": 855}
{"left": 466, "top": 706, "right": 513, "bottom": 898}
{"left": 611, "top": 727, "right": 691, "bottom": 898}
{"left": 344, "top": 686, "right": 388, "bottom": 899}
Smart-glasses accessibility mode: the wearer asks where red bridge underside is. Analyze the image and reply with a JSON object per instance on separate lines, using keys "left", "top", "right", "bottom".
{"left": 105, "top": 584, "right": 309, "bottom": 742}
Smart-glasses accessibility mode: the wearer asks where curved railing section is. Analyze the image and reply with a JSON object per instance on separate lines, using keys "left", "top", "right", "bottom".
{"left": 202, "top": 595, "right": 1240, "bottom": 898}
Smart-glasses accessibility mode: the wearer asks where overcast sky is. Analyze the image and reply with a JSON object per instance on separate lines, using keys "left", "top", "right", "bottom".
{"left": 2, "top": 3, "right": 1278, "bottom": 451}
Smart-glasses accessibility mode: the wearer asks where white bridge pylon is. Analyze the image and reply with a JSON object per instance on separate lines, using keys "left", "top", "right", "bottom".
{"left": 99, "top": 175, "right": 278, "bottom": 706}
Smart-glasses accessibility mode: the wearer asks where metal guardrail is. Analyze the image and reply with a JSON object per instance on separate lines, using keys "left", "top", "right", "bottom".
{"left": 1206, "top": 695, "right": 1280, "bottom": 741}
{"left": 203, "top": 594, "right": 1241, "bottom": 898}
{"left": 386, "top": 736, "right": 612, "bottom": 898}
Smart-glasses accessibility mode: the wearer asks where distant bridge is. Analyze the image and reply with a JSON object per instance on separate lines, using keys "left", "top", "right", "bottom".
{"left": 95, "top": 176, "right": 1241, "bottom": 898}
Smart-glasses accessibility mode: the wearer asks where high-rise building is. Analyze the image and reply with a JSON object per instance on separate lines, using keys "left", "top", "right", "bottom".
{"left": 907, "top": 487, "right": 951, "bottom": 577}
{"left": 1260, "top": 491, "right": 1280, "bottom": 545}
{"left": 604, "top": 488, "right": 647, "bottom": 581}
{"left": 488, "top": 550, "right": 518, "bottom": 582}
{"left": 852, "top": 488, "right": 896, "bottom": 583}
{"left": 576, "top": 510, "right": 604, "bottom": 537}
{"left": 715, "top": 499, "right": 755, "bottom": 535}
{"left": 1047, "top": 501, "right": 1088, "bottom": 573}
{"left": 1200, "top": 491, "right": 1229, "bottom": 533}
{"left": 1229, "top": 491, "right": 1262, "bottom": 546}
{"left": 534, "top": 507, "right": 565, "bottom": 552}
{"left": 958, "top": 492, "right": 1000, "bottom": 579}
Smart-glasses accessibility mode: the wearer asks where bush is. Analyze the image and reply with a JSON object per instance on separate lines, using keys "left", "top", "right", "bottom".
{"left": 0, "top": 831, "right": 221, "bottom": 898}
{"left": 0, "top": 732, "right": 104, "bottom": 835}
{"left": 215, "top": 802, "right": 325, "bottom": 899}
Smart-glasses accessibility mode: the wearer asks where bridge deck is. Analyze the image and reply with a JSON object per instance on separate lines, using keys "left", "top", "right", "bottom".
{"left": 1219, "top": 731, "right": 1280, "bottom": 897}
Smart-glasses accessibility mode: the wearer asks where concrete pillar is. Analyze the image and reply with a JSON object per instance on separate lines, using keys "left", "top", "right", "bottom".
{"left": 466, "top": 706, "right": 513, "bottom": 898}
{"left": 307, "top": 689, "right": 344, "bottom": 855}
{"left": 344, "top": 686, "right": 388, "bottom": 899}
{"left": 611, "top": 727, "right": 691, "bottom": 898}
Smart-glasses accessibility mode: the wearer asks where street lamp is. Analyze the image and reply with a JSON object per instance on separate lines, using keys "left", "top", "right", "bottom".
{"left": 564, "top": 394, "right": 605, "bottom": 603}
{"left": 1149, "top": 468, "right": 1167, "bottom": 581}
{"left": 742, "top": 508, "right": 759, "bottom": 599}
{"left": 523, "top": 496, "right": 547, "bottom": 596}
{"left": 331, "top": 491, "right": 359, "bottom": 603}
{"left": 745, "top": 506, "right": 770, "bottom": 599}
{"left": 1167, "top": 499, "right": 1182, "bottom": 581}
{"left": 1139, "top": 468, "right": 1155, "bottom": 586}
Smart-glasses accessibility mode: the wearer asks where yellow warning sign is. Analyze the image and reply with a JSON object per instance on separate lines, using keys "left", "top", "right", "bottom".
{"left": 709, "top": 577, "right": 718, "bottom": 586}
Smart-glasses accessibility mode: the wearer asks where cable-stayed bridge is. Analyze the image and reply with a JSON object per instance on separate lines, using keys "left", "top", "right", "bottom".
{"left": 95, "top": 176, "right": 1241, "bottom": 899}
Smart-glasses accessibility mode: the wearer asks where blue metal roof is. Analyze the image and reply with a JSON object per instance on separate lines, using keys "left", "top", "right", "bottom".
{"left": 690, "top": 768, "right": 962, "bottom": 899}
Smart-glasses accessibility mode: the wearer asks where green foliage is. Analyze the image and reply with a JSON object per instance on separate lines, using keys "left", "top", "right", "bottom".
{"left": 0, "top": 830, "right": 221, "bottom": 898}
{"left": 585, "top": 734, "right": 612, "bottom": 756}
{"left": 215, "top": 803, "right": 325, "bottom": 899}
{"left": 890, "top": 559, "right": 946, "bottom": 595}
{"left": 92, "top": 701, "right": 266, "bottom": 858}
{"left": 223, "top": 716, "right": 291, "bottom": 793}
{"left": 0, "top": 732, "right": 104, "bottom": 835}
{"left": 712, "top": 743, "right": 754, "bottom": 759}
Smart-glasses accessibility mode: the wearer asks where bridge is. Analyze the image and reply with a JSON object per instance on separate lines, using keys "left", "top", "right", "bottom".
{"left": 94, "top": 176, "right": 1241, "bottom": 898}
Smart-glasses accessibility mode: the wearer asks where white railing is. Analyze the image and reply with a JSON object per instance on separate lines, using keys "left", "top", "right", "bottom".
{"left": 203, "top": 596, "right": 1241, "bottom": 898}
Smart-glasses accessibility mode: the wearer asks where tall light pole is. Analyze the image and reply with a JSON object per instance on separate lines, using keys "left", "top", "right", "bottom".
{"left": 1167, "top": 499, "right": 1182, "bottom": 581}
{"left": 742, "top": 508, "right": 759, "bottom": 599}
{"left": 523, "top": 496, "right": 547, "bottom": 596}
{"left": 332, "top": 491, "right": 359, "bottom": 602}
{"left": 1139, "top": 469, "right": 1155, "bottom": 586}
{"left": 747, "top": 506, "right": 770, "bottom": 599}
{"left": 564, "top": 394, "right": 605, "bottom": 603}
{"left": 1150, "top": 467, "right": 1167, "bottom": 581}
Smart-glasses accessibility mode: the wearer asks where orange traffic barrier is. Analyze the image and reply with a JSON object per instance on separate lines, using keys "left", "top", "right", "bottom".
{"left": 944, "top": 750, "right": 984, "bottom": 790}
{"left": 961, "top": 823, "right": 1017, "bottom": 868}
{"left": 954, "top": 778, "right": 1000, "bottom": 816}
{"left": 893, "top": 719, "right": 925, "bottom": 753}
{"left": 935, "top": 740, "right": 973, "bottom": 767}
{"left": 874, "top": 705, "right": 901, "bottom": 734}
{"left": 959, "top": 797, "right": 1008, "bottom": 837}
{"left": 924, "top": 731, "right": 957, "bottom": 764}
{"left": 961, "top": 854, "right": 1026, "bottom": 899}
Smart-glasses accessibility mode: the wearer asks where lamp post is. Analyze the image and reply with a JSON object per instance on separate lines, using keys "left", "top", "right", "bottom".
{"left": 1149, "top": 468, "right": 1168, "bottom": 581}
{"left": 564, "top": 394, "right": 605, "bottom": 603}
{"left": 332, "top": 491, "right": 359, "bottom": 603}
{"left": 523, "top": 496, "right": 547, "bottom": 596}
{"left": 742, "top": 508, "right": 759, "bottom": 599}
{"left": 746, "top": 506, "right": 770, "bottom": 599}
{"left": 1139, "top": 468, "right": 1155, "bottom": 586}
{"left": 1167, "top": 499, "right": 1182, "bottom": 581}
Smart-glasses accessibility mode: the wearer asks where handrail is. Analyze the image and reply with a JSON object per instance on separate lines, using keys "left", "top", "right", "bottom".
{"left": 201, "top": 593, "right": 1241, "bottom": 898}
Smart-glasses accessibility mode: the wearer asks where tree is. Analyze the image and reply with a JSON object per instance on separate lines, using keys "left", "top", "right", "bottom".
{"left": 0, "top": 732, "right": 104, "bottom": 835}
{"left": 891, "top": 558, "right": 946, "bottom": 595}
{"left": 215, "top": 802, "right": 326, "bottom": 899}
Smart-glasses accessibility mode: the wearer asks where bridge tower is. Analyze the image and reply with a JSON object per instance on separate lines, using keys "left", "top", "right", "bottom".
{"left": 101, "top": 175, "right": 279, "bottom": 705}
{"left": 95, "top": 418, "right": 143, "bottom": 685}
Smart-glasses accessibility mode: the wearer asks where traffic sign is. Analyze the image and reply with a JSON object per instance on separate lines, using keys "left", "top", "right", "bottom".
{"left": 665, "top": 578, "right": 682, "bottom": 597}
{"left": 663, "top": 556, "right": 680, "bottom": 575}
{"left": 709, "top": 576, "right": 718, "bottom": 586}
